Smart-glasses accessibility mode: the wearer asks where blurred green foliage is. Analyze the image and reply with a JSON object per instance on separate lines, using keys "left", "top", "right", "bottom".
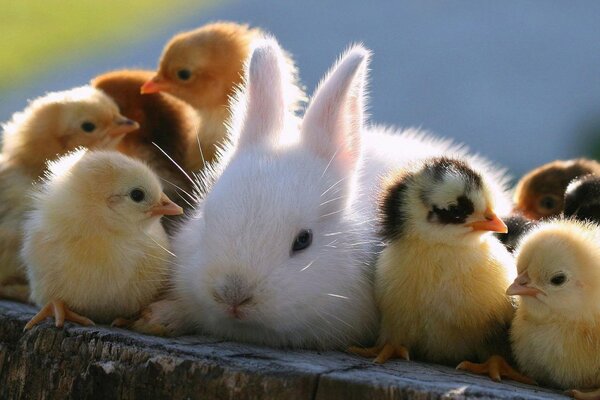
{"left": 0, "top": 0, "right": 209, "bottom": 91}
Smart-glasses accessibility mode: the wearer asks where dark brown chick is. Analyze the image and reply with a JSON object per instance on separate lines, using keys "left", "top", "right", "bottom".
{"left": 92, "top": 70, "right": 201, "bottom": 211}
{"left": 513, "top": 159, "right": 600, "bottom": 220}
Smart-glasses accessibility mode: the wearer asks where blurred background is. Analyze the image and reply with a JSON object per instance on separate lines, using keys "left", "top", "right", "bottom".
{"left": 2, "top": 0, "right": 600, "bottom": 179}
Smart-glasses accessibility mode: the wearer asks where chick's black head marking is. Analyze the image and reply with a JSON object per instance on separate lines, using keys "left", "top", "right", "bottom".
{"left": 564, "top": 174, "right": 600, "bottom": 223}
{"left": 380, "top": 157, "right": 483, "bottom": 242}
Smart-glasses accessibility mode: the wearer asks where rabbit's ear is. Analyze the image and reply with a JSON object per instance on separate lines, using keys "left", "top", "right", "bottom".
{"left": 302, "top": 45, "right": 369, "bottom": 171}
{"left": 238, "top": 38, "right": 289, "bottom": 148}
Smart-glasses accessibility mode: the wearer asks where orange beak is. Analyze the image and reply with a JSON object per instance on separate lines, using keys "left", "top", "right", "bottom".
{"left": 465, "top": 208, "right": 508, "bottom": 233}
{"left": 108, "top": 118, "right": 139, "bottom": 137}
{"left": 140, "top": 76, "right": 169, "bottom": 94}
{"left": 506, "top": 272, "right": 543, "bottom": 297}
{"left": 148, "top": 193, "right": 184, "bottom": 217}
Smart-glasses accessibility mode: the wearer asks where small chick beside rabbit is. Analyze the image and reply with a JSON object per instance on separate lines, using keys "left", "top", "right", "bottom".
{"left": 23, "top": 149, "right": 182, "bottom": 329}
{"left": 0, "top": 86, "right": 139, "bottom": 303}
{"left": 509, "top": 219, "right": 600, "bottom": 399}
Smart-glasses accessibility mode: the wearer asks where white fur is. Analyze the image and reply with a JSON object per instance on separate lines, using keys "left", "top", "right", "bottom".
{"left": 169, "top": 40, "right": 511, "bottom": 349}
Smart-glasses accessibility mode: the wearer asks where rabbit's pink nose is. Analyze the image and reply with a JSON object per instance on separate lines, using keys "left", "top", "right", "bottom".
{"left": 226, "top": 296, "right": 253, "bottom": 319}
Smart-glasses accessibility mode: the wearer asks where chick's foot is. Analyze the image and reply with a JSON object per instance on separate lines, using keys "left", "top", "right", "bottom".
{"left": 456, "top": 355, "right": 536, "bottom": 385}
{"left": 568, "top": 388, "right": 600, "bottom": 400}
{"left": 24, "top": 300, "right": 95, "bottom": 330}
{"left": 348, "top": 343, "right": 410, "bottom": 363}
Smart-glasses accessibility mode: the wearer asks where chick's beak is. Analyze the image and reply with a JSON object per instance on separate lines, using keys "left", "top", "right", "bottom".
{"left": 148, "top": 193, "right": 184, "bottom": 217}
{"left": 108, "top": 118, "right": 139, "bottom": 137}
{"left": 140, "top": 76, "right": 168, "bottom": 94}
{"left": 465, "top": 208, "right": 508, "bottom": 233}
{"left": 506, "top": 272, "right": 543, "bottom": 297}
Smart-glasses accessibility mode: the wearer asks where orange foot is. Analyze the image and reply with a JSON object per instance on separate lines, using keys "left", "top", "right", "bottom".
{"left": 348, "top": 343, "right": 410, "bottom": 364}
{"left": 456, "top": 355, "right": 536, "bottom": 385}
{"left": 24, "top": 300, "right": 95, "bottom": 330}
{"left": 567, "top": 388, "right": 600, "bottom": 400}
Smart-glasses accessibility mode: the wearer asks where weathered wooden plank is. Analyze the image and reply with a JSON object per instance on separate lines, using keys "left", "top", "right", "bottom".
{"left": 0, "top": 300, "right": 565, "bottom": 400}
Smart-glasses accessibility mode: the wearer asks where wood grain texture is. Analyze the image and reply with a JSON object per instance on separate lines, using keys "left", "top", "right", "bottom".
{"left": 0, "top": 300, "right": 565, "bottom": 400}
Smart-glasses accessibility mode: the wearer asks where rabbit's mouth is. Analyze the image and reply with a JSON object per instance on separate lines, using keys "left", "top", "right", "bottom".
{"left": 212, "top": 290, "right": 254, "bottom": 321}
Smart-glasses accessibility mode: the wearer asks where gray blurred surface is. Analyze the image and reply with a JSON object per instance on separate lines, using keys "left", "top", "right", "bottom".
{"left": 2, "top": 1, "right": 600, "bottom": 177}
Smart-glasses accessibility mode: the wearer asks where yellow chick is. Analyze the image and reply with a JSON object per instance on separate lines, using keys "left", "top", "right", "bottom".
{"left": 350, "top": 157, "right": 533, "bottom": 383}
{"left": 0, "top": 86, "right": 139, "bottom": 302}
{"left": 140, "top": 21, "right": 303, "bottom": 170}
{"left": 22, "top": 149, "right": 183, "bottom": 329}
{"left": 509, "top": 219, "right": 600, "bottom": 399}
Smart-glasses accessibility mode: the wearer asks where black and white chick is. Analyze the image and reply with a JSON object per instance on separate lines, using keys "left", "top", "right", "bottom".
{"left": 564, "top": 174, "right": 600, "bottom": 223}
{"left": 495, "top": 213, "right": 538, "bottom": 253}
{"left": 350, "top": 156, "right": 533, "bottom": 384}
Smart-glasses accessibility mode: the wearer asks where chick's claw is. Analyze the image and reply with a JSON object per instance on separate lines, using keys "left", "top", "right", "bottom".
{"left": 374, "top": 343, "right": 410, "bottom": 364}
{"left": 456, "top": 355, "right": 536, "bottom": 385}
{"left": 568, "top": 389, "right": 600, "bottom": 400}
{"left": 24, "top": 300, "right": 94, "bottom": 330}
{"left": 348, "top": 343, "right": 409, "bottom": 363}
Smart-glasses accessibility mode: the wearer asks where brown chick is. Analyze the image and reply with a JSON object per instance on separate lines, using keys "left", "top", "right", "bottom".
{"left": 92, "top": 70, "right": 201, "bottom": 213}
{"left": 0, "top": 86, "right": 138, "bottom": 302}
{"left": 140, "top": 21, "right": 303, "bottom": 170}
{"left": 514, "top": 159, "right": 600, "bottom": 220}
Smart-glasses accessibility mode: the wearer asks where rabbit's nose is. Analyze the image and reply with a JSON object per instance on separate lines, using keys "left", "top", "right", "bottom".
{"left": 213, "top": 274, "right": 254, "bottom": 318}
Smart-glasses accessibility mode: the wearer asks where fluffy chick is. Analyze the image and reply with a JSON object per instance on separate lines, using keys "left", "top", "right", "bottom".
{"left": 509, "top": 220, "right": 600, "bottom": 398}
{"left": 564, "top": 174, "right": 600, "bottom": 223}
{"left": 92, "top": 70, "right": 201, "bottom": 230}
{"left": 0, "top": 86, "right": 138, "bottom": 302}
{"left": 350, "top": 157, "right": 532, "bottom": 383}
{"left": 22, "top": 149, "right": 183, "bottom": 328}
{"left": 141, "top": 21, "right": 303, "bottom": 169}
{"left": 514, "top": 159, "right": 600, "bottom": 220}
{"left": 495, "top": 213, "right": 538, "bottom": 253}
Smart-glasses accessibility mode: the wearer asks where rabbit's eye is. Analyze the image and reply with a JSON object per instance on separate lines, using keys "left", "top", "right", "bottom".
{"left": 292, "top": 229, "right": 312, "bottom": 253}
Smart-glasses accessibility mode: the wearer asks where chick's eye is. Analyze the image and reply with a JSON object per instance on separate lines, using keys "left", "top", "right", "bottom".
{"left": 538, "top": 195, "right": 559, "bottom": 211}
{"left": 81, "top": 122, "right": 96, "bottom": 133}
{"left": 177, "top": 69, "right": 191, "bottom": 81}
{"left": 292, "top": 229, "right": 312, "bottom": 253}
{"left": 550, "top": 273, "right": 567, "bottom": 286}
{"left": 431, "top": 196, "right": 474, "bottom": 225}
{"left": 129, "top": 188, "right": 146, "bottom": 203}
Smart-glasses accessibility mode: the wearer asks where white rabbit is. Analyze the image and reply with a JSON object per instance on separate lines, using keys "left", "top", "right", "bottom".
{"left": 154, "top": 38, "right": 511, "bottom": 349}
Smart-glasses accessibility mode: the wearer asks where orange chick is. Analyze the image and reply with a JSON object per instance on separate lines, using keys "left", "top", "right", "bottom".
{"left": 514, "top": 159, "right": 600, "bottom": 220}
{"left": 141, "top": 21, "right": 303, "bottom": 170}
{"left": 0, "top": 86, "right": 138, "bottom": 302}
